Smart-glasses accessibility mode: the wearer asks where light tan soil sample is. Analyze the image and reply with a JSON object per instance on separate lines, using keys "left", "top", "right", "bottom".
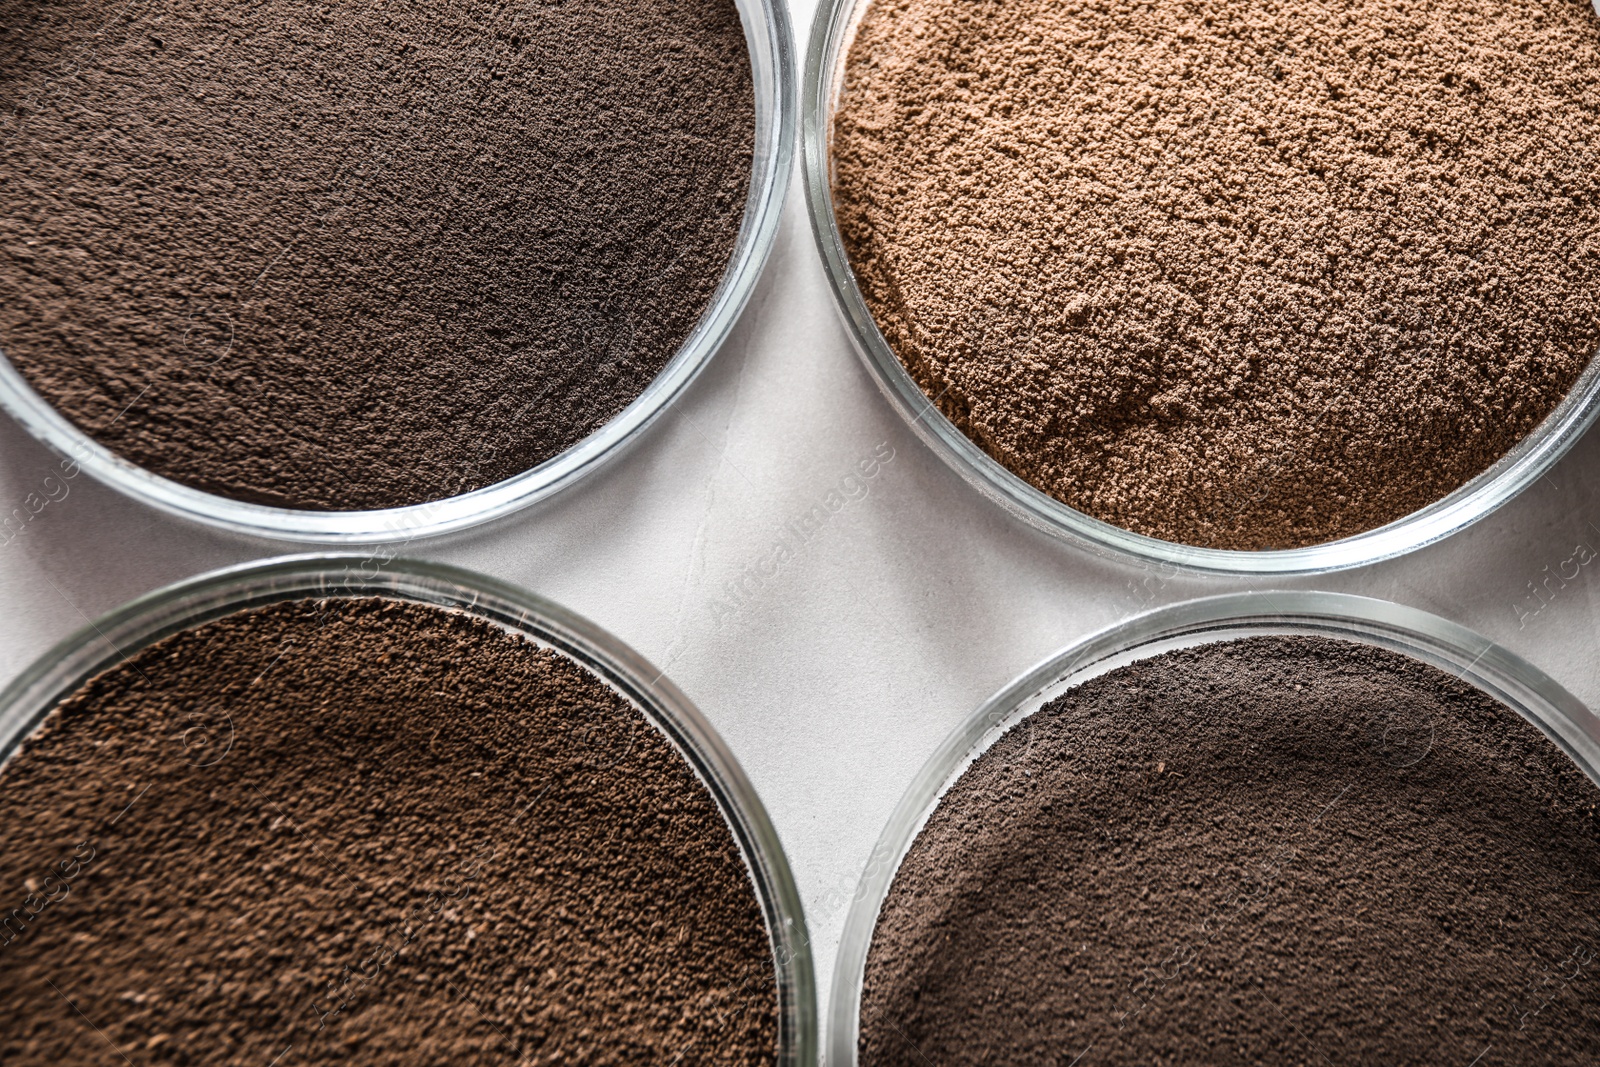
{"left": 833, "top": 0, "right": 1600, "bottom": 549}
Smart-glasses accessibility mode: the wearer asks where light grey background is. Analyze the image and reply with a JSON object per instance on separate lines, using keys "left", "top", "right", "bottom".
{"left": 2, "top": 0, "right": 1598, "bottom": 1046}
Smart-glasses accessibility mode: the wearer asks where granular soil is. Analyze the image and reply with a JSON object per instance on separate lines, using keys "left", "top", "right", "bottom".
{"left": 833, "top": 0, "right": 1600, "bottom": 548}
{"left": 0, "top": 596, "right": 777, "bottom": 1065}
{"left": 0, "top": 0, "right": 753, "bottom": 509}
{"left": 860, "top": 636, "right": 1600, "bottom": 1064}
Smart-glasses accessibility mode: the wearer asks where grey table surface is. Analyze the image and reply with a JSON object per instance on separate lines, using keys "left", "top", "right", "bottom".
{"left": 2, "top": 0, "right": 1598, "bottom": 1045}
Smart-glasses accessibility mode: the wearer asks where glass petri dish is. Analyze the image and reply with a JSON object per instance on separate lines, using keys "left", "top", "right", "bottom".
{"left": 801, "top": 0, "right": 1600, "bottom": 576}
{"left": 0, "top": 0, "right": 796, "bottom": 544}
{"left": 827, "top": 590, "right": 1600, "bottom": 1063}
{"left": 0, "top": 555, "right": 817, "bottom": 1065}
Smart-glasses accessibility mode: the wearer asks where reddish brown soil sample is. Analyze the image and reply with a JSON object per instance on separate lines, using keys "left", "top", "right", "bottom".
{"left": 0, "top": 597, "right": 777, "bottom": 1065}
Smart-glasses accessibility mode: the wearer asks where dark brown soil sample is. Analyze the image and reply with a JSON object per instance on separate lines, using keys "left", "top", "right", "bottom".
{"left": 0, "top": 0, "right": 754, "bottom": 510}
{"left": 860, "top": 637, "right": 1600, "bottom": 1065}
{"left": 0, "top": 597, "right": 777, "bottom": 1065}
{"left": 833, "top": 0, "right": 1600, "bottom": 549}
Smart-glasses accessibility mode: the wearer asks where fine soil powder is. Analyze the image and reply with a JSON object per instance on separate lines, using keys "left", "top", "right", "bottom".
{"left": 0, "top": 597, "right": 777, "bottom": 1065}
{"left": 0, "top": 0, "right": 754, "bottom": 509}
{"left": 833, "top": 0, "right": 1600, "bottom": 549}
{"left": 860, "top": 637, "right": 1600, "bottom": 1064}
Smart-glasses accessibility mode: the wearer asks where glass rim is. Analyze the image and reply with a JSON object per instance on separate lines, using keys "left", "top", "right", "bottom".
{"left": 825, "top": 589, "right": 1600, "bottom": 1064}
{"left": 0, "top": 554, "right": 817, "bottom": 1066}
{"left": 800, "top": 0, "right": 1600, "bottom": 576}
{"left": 0, "top": 0, "right": 797, "bottom": 545}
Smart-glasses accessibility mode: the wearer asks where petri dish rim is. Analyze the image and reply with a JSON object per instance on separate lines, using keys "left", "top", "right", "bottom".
{"left": 826, "top": 589, "right": 1600, "bottom": 1064}
{"left": 0, "top": 0, "right": 797, "bottom": 544}
{"left": 801, "top": 0, "right": 1600, "bottom": 577}
{"left": 0, "top": 554, "right": 818, "bottom": 1066}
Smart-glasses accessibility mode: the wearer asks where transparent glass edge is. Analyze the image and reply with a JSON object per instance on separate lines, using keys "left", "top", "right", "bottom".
{"left": 825, "top": 589, "right": 1600, "bottom": 1065}
{"left": 0, "top": 0, "right": 797, "bottom": 546}
{"left": 0, "top": 554, "right": 816, "bottom": 1065}
{"left": 801, "top": 0, "right": 1600, "bottom": 578}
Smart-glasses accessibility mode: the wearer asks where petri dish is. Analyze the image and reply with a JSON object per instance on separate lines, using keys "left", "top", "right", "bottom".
{"left": 801, "top": 0, "right": 1600, "bottom": 576}
{"left": 0, "top": 555, "right": 817, "bottom": 1064}
{"left": 0, "top": 0, "right": 796, "bottom": 543}
{"left": 829, "top": 590, "right": 1600, "bottom": 1062}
